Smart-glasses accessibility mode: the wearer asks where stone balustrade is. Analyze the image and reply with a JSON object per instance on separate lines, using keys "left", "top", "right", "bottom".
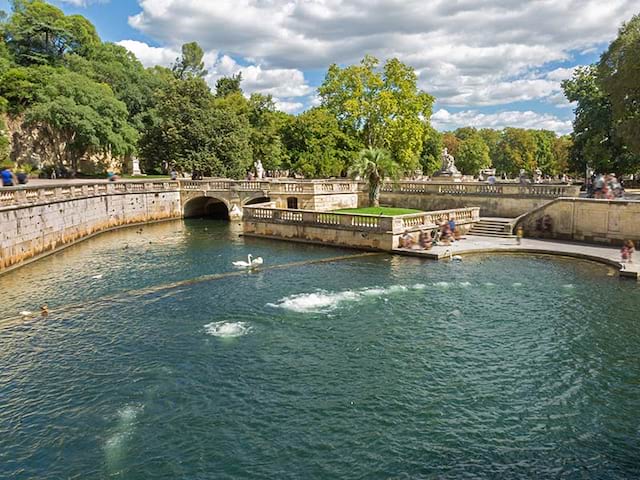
{"left": 381, "top": 181, "right": 580, "bottom": 197}
{"left": 243, "top": 205, "right": 479, "bottom": 235}
{"left": 0, "top": 180, "right": 178, "bottom": 209}
{"left": 177, "top": 179, "right": 360, "bottom": 195}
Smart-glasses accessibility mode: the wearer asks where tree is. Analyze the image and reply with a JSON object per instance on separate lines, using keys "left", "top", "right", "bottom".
{"left": 139, "top": 77, "right": 252, "bottom": 177}
{"left": 282, "top": 107, "right": 359, "bottom": 178}
{"left": 455, "top": 134, "right": 490, "bottom": 175}
{"left": 247, "top": 93, "right": 289, "bottom": 171}
{"left": 5, "top": 0, "right": 99, "bottom": 65}
{"left": 442, "top": 132, "right": 460, "bottom": 157}
{"left": 349, "top": 148, "right": 399, "bottom": 207}
{"left": 598, "top": 14, "right": 640, "bottom": 157}
{"left": 215, "top": 73, "right": 242, "bottom": 98}
{"left": 478, "top": 128, "right": 501, "bottom": 167}
{"left": 495, "top": 128, "right": 537, "bottom": 175}
{"left": 532, "top": 129, "right": 558, "bottom": 175}
{"left": 172, "top": 41, "right": 206, "bottom": 80}
{"left": 25, "top": 70, "right": 136, "bottom": 172}
{"left": 562, "top": 65, "right": 624, "bottom": 174}
{"left": 319, "top": 55, "right": 434, "bottom": 172}
{"left": 552, "top": 135, "right": 572, "bottom": 174}
{"left": 420, "top": 125, "right": 443, "bottom": 175}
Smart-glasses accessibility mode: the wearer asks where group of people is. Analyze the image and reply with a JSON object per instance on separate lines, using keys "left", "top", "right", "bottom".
{"left": 621, "top": 240, "right": 635, "bottom": 264}
{"left": 1, "top": 167, "right": 28, "bottom": 187}
{"left": 399, "top": 215, "right": 460, "bottom": 250}
{"left": 587, "top": 173, "right": 625, "bottom": 199}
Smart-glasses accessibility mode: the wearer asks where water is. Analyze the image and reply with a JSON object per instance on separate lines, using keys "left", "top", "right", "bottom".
{"left": 1, "top": 220, "right": 640, "bottom": 479}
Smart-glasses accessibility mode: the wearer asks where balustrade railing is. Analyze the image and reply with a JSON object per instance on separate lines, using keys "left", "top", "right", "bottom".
{"left": 0, "top": 180, "right": 180, "bottom": 208}
{"left": 381, "top": 181, "right": 579, "bottom": 197}
{"left": 243, "top": 205, "right": 479, "bottom": 234}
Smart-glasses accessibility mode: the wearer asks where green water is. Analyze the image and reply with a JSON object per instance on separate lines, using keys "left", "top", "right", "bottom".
{"left": 1, "top": 220, "right": 639, "bottom": 479}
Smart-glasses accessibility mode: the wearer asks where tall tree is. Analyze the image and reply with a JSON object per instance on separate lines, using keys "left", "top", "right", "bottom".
{"left": 172, "top": 41, "right": 207, "bottom": 80}
{"left": 25, "top": 70, "right": 136, "bottom": 172}
{"left": 215, "top": 73, "right": 242, "bottom": 98}
{"left": 5, "top": 0, "right": 99, "bottom": 65}
{"left": 598, "top": 14, "right": 640, "bottom": 157}
{"left": 478, "top": 128, "right": 501, "bottom": 167}
{"left": 319, "top": 55, "right": 434, "bottom": 172}
{"left": 349, "top": 148, "right": 399, "bottom": 207}
{"left": 495, "top": 128, "right": 537, "bottom": 175}
{"left": 420, "top": 125, "right": 443, "bottom": 175}
{"left": 455, "top": 133, "right": 490, "bottom": 175}
{"left": 532, "top": 129, "right": 558, "bottom": 174}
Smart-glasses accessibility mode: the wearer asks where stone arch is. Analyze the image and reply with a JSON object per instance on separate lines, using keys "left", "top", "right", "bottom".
{"left": 244, "top": 196, "right": 271, "bottom": 206}
{"left": 183, "top": 196, "right": 230, "bottom": 219}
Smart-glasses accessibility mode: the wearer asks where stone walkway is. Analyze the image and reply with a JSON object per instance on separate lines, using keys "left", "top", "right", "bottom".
{"left": 394, "top": 235, "right": 639, "bottom": 280}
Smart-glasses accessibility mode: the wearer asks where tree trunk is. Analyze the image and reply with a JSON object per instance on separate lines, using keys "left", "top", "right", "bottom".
{"left": 369, "top": 176, "right": 381, "bottom": 207}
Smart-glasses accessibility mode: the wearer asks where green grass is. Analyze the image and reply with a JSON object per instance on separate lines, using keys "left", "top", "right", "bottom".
{"left": 334, "top": 207, "right": 423, "bottom": 216}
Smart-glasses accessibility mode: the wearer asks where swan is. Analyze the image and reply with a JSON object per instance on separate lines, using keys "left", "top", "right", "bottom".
{"left": 233, "top": 254, "right": 263, "bottom": 269}
{"left": 443, "top": 249, "right": 463, "bottom": 262}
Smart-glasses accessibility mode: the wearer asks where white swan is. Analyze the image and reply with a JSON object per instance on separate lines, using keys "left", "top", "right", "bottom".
{"left": 233, "top": 254, "right": 264, "bottom": 269}
{"left": 443, "top": 249, "right": 463, "bottom": 262}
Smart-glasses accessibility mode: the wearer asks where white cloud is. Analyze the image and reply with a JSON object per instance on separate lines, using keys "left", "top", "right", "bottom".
{"left": 116, "top": 40, "right": 178, "bottom": 68}
{"left": 117, "top": 41, "right": 313, "bottom": 112}
{"left": 125, "top": 0, "right": 636, "bottom": 108}
{"left": 432, "top": 108, "right": 573, "bottom": 135}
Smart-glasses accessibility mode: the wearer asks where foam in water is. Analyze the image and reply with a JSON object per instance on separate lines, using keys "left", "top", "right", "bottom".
{"left": 484, "top": 282, "right": 496, "bottom": 287}
{"left": 563, "top": 284, "right": 575, "bottom": 289}
{"left": 512, "top": 282, "right": 523, "bottom": 287}
{"left": 204, "top": 321, "right": 251, "bottom": 338}
{"left": 434, "top": 281, "right": 450, "bottom": 288}
{"left": 268, "top": 285, "right": 413, "bottom": 313}
{"left": 104, "top": 404, "right": 144, "bottom": 471}
{"left": 450, "top": 309, "right": 463, "bottom": 317}
{"left": 459, "top": 282, "right": 472, "bottom": 287}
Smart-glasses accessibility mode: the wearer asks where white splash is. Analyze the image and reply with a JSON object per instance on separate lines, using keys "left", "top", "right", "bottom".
{"left": 459, "top": 282, "right": 472, "bottom": 287}
{"left": 450, "top": 309, "right": 463, "bottom": 317}
{"left": 563, "top": 284, "right": 575, "bottom": 289}
{"left": 434, "top": 281, "right": 450, "bottom": 288}
{"left": 92, "top": 274, "right": 104, "bottom": 280}
{"left": 484, "top": 282, "right": 496, "bottom": 287}
{"left": 204, "top": 321, "right": 251, "bottom": 338}
{"left": 512, "top": 282, "right": 523, "bottom": 287}
{"left": 104, "top": 404, "right": 144, "bottom": 470}
{"left": 268, "top": 285, "right": 414, "bottom": 313}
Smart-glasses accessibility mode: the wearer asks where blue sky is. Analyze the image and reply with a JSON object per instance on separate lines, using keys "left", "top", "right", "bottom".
{"left": 2, "top": 0, "right": 636, "bottom": 133}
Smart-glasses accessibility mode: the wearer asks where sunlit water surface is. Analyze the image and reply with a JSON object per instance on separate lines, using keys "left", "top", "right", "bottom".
{"left": 1, "top": 220, "right": 639, "bottom": 479}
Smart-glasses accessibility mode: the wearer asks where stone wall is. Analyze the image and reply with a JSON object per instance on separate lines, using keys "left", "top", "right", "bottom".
{"left": 1, "top": 189, "right": 181, "bottom": 272}
{"left": 515, "top": 198, "right": 640, "bottom": 245}
{"left": 377, "top": 192, "right": 554, "bottom": 218}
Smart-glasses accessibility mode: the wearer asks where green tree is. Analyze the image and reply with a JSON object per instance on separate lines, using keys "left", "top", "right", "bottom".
{"left": 282, "top": 107, "right": 359, "bottom": 178}
{"left": 562, "top": 65, "right": 625, "bottom": 174}
{"left": 553, "top": 135, "right": 572, "bottom": 174}
{"left": 478, "top": 128, "right": 501, "bottom": 167}
{"left": 442, "top": 132, "right": 460, "bottom": 157}
{"left": 215, "top": 73, "right": 242, "bottom": 98}
{"left": 532, "top": 129, "right": 558, "bottom": 175}
{"left": 495, "top": 128, "right": 537, "bottom": 175}
{"left": 0, "top": 97, "right": 9, "bottom": 165}
{"left": 25, "top": 70, "right": 136, "bottom": 172}
{"left": 420, "top": 125, "right": 443, "bottom": 175}
{"left": 598, "top": 14, "right": 640, "bottom": 158}
{"left": 5, "top": 0, "right": 99, "bottom": 65}
{"left": 139, "top": 77, "right": 252, "bottom": 177}
{"left": 455, "top": 133, "right": 490, "bottom": 175}
{"left": 349, "top": 148, "right": 399, "bottom": 207}
{"left": 319, "top": 55, "right": 434, "bottom": 172}
{"left": 247, "top": 93, "right": 289, "bottom": 171}
{"left": 172, "top": 41, "right": 207, "bottom": 80}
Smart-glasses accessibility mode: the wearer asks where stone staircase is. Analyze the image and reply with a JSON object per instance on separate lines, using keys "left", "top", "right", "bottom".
{"left": 468, "top": 217, "right": 515, "bottom": 238}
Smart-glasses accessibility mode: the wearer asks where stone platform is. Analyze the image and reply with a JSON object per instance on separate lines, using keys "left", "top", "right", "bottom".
{"left": 394, "top": 235, "right": 639, "bottom": 280}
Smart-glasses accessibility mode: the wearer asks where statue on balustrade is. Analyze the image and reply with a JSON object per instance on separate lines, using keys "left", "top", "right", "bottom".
{"left": 432, "top": 148, "right": 462, "bottom": 180}
{"left": 254, "top": 160, "right": 265, "bottom": 179}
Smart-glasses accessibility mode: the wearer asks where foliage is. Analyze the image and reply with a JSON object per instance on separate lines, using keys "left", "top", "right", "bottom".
{"left": 24, "top": 70, "right": 136, "bottom": 170}
{"left": 598, "top": 14, "right": 640, "bottom": 157}
{"left": 420, "top": 125, "right": 443, "bottom": 175}
{"left": 282, "top": 107, "right": 359, "bottom": 178}
{"left": 215, "top": 73, "right": 243, "bottom": 98}
{"left": 441, "top": 132, "right": 460, "bottom": 157}
{"left": 5, "top": 0, "right": 99, "bottom": 65}
{"left": 348, "top": 148, "right": 399, "bottom": 207}
{"left": 172, "top": 41, "right": 207, "bottom": 80}
{"left": 455, "top": 133, "right": 490, "bottom": 175}
{"left": 494, "top": 128, "right": 537, "bottom": 175}
{"left": 139, "top": 77, "right": 252, "bottom": 178}
{"left": 319, "top": 55, "right": 434, "bottom": 172}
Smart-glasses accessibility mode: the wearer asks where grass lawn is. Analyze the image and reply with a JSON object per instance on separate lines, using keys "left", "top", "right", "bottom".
{"left": 334, "top": 207, "right": 423, "bottom": 216}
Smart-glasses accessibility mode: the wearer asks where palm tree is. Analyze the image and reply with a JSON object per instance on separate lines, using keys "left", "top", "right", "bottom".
{"left": 349, "top": 148, "right": 400, "bottom": 207}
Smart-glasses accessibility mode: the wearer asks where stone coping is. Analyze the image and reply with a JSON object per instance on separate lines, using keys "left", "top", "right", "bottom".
{"left": 394, "top": 236, "right": 639, "bottom": 280}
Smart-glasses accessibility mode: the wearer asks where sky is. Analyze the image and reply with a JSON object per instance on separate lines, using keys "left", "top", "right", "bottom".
{"left": 2, "top": 0, "right": 638, "bottom": 134}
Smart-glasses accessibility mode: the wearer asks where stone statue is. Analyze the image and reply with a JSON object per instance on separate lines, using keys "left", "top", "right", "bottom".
{"left": 254, "top": 160, "right": 265, "bottom": 179}
{"left": 433, "top": 148, "right": 461, "bottom": 179}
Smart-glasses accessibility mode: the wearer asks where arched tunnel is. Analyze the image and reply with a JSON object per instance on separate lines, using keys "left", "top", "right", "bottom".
{"left": 183, "top": 197, "right": 230, "bottom": 220}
